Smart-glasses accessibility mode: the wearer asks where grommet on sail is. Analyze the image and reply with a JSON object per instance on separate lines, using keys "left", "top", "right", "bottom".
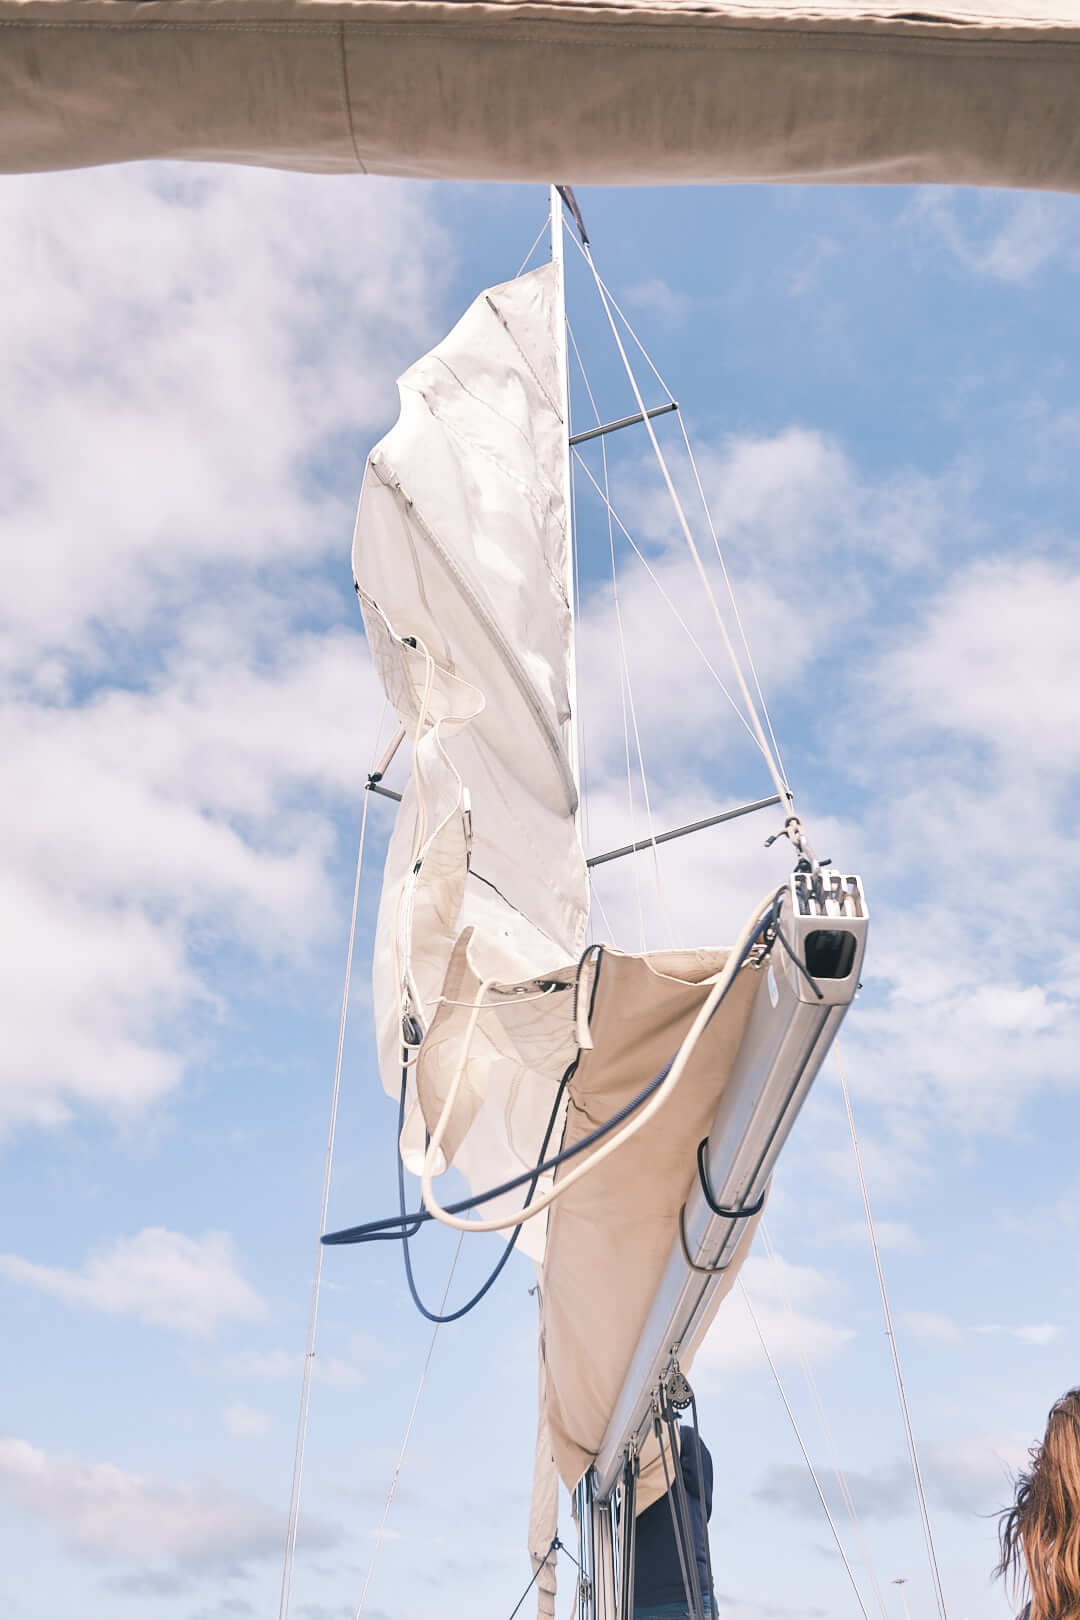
{"left": 326, "top": 191, "right": 870, "bottom": 1620}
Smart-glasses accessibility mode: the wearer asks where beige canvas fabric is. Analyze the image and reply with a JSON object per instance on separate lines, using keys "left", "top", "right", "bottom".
{"left": 541, "top": 945, "right": 763, "bottom": 1508}
{"left": 2, "top": 0, "right": 1080, "bottom": 189}
{"left": 351, "top": 263, "right": 587, "bottom": 1260}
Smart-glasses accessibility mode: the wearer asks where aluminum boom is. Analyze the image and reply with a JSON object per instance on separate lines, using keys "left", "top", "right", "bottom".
{"left": 592, "top": 870, "right": 868, "bottom": 1503}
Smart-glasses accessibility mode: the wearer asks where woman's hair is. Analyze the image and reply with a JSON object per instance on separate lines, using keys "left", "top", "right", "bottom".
{"left": 997, "top": 1388, "right": 1080, "bottom": 1620}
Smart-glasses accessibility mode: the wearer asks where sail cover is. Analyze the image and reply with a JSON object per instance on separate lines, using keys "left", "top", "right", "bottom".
{"left": 4, "top": 0, "right": 1080, "bottom": 191}
{"left": 352, "top": 264, "right": 761, "bottom": 1568}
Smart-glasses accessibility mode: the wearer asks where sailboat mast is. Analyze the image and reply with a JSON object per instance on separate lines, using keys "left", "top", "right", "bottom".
{"left": 550, "top": 184, "right": 580, "bottom": 808}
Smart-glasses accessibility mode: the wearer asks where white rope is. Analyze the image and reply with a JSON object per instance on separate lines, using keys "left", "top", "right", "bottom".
{"left": 673, "top": 412, "right": 792, "bottom": 801}
{"left": 739, "top": 1279, "right": 873, "bottom": 1620}
{"left": 354, "top": 1234, "right": 465, "bottom": 1616}
{"left": 419, "top": 888, "right": 778, "bottom": 1235}
{"left": 759, "top": 1221, "right": 891, "bottom": 1620}
{"left": 839, "top": 1062, "right": 950, "bottom": 1620}
{"left": 278, "top": 783, "right": 374, "bottom": 1620}
{"left": 576, "top": 256, "right": 791, "bottom": 798}
{"left": 567, "top": 321, "right": 650, "bottom": 951}
{"left": 570, "top": 321, "right": 675, "bottom": 948}
{"left": 517, "top": 213, "right": 553, "bottom": 278}
{"left": 580, "top": 243, "right": 795, "bottom": 825}
{"left": 570, "top": 448, "right": 761, "bottom": 755}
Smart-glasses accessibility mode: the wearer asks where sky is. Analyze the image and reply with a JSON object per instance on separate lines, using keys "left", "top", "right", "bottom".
{"left": 1, "top": 162, "right": 1079, "bottom": 1620}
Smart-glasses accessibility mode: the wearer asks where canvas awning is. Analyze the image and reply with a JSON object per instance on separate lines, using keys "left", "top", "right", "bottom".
{"left": 3, "top": 0, "right": 1079, "bottom": 190}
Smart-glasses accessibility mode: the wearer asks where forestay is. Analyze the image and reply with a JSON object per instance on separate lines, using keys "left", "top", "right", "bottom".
{"left": 4, "top": 0, "right": 1080, "bottom": 192}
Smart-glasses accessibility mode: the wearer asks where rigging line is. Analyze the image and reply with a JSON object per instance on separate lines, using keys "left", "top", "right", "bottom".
{"left": 570, "top": 448, "right": 762, "bottom": 759}
{"left": 673, "top": 413, "right": 791, "bottom": 800}
{"left": 580, "top": 243, "right": 794, "bottom": 822}
{"left": 354, "top": 1232, "right": 465, "bottom": 1617}
{"left": 601, "top": 422, "right": 677, "bottom": 951}
{"left": 517, "top": 212, "right": 553, "bottom": 278}
{"left": 565, "top": 234, "right": 676, "bottom": 404}
{"left": 589, "top": 345, "right": 677, "bottom": 949}
{"left": 567, "top": 317, "right": 648, "bottom": 950}
{"left": 839, "top": 1061, "right": 950, "bottom": 1620}
{"left": 687, "top": 1393, "right": 718, "bottom": 1618}
{"left": 570, "top": 425, "right": 594, "bottom": 895}
{"left": 738, "top": 1279, "right": 873, "bottom": 1620}
{"left": 507, "top": 1537, "right": 561, "bottom": 1620}
{"left": 574, "top": 261, "right": 791, "bottom": 800}
{"left": 758, "top": 1221, "right": 891, "bottom": 1620}
{"left": 279, "top": 783, "right": 374, "bottom": 1620}
{"left": 586, "top": 871, "right": 620, "bottom": 948}
{"left": 656, "top": 1415, "right": 703, "bottom": 1620}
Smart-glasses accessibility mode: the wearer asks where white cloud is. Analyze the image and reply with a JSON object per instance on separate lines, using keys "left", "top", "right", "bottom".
{"left": 0, "top": 162, "right": 440, "bottom": 1139}
{"left": 622, "top": 277, "right": 693, "bottom": 330}
{"left": 220, "top": 1347, "right": 367, "bottom": 1387}
{"left": 975, "top": 1322, "right": 1062, "bottom": 1348}
{"left": 907, "top": 190, "right": 1075, "bottom": 283}
{"left": 0, "top": 165, "right": 445, "bottom": 670}
{"left": 0, "top": 1228, "right": 266, "bottom": 1339}
{"left": 224, "top": 1403, "right": 270, "bottom": 1438}
{"left": 832, "top": 1220, "right": 921, "bottom": 1255}
{"left": 1014, "top": 1323, "right": 1062, "bottom": 1347}
{"left": 696, "top": 1253, "right": 855, "bottom": 1382}
{"left": 901, "top": 1311, "right": 962, "bottom": 1345}
{"left": 0, "top": 1435, "right": 336, "bottom": 1570}
{"left": 574, "top": 422, "right": 967, "bottom": 801}
{"left": 876, "top": 557, "right": 1080, "bottom": 776}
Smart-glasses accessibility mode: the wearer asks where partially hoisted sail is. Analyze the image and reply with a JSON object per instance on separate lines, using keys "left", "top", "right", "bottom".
{"left": 350, "top": 257, "right": 765, "bottom": 1507}
{"left": 353, "top": 262, "right": 588, "bottom": 1250}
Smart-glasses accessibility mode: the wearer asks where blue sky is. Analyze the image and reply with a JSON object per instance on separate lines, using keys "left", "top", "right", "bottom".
{"left": 2, "top": 163, "right": 1079, "bottom": 1620}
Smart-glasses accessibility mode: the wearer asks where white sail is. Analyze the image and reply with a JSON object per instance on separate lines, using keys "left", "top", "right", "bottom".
{"left": 351, "top": 262, "right": 765, "bottom": 1523}
{"left": 353, "top": 262, "right": 588, "bottom": 1254}
{"left": 5, "top": 0, "right": 1080, "bottom": 192}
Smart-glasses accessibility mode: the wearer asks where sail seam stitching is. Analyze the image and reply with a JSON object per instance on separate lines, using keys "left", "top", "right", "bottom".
{"left": 337, "top": 21, "right": 368, "bottom": 173}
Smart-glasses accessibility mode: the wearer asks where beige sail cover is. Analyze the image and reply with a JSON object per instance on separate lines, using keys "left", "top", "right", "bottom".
{"left": 541, "top": 946, "right": 763, "bottom": 1510}
{"left": 4, "top": 0, "right": 1080, "bottom": 190}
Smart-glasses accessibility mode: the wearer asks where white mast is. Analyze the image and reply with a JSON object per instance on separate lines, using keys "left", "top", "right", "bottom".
{"left": 550, "top": 184, "right": 580, "bottom": 809}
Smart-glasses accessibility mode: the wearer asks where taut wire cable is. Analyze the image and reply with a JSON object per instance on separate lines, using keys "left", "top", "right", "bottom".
{"left": 566, "top": 316, "right": 674, "bottom": 948}
{"left": 566, "top": 317, "right": 648, "bottom": 951}
{"left": 739, "top": 1279, "right": 873, "bottom": 1620}
{"left": 839, "top": 1061, "right": 949, "bottom": 1620}
{"left": 517, "top": 212, "right": 554, "bottom": 278}
{"left": 580, "top": 242, "right": 795, "bottom": 828}
{"left": 570, "top": 447, "right": 760, "bottom": 755}
{"left": 354, "top": 1233, "right": 465, "bottom": 1616}
{"left": 759, "top": 1220, "right": 891, "bottom": 1620}
{"left": 279, "top": 776, "right": 376, "bottom": 1620}
{"left": 565, "top": 255, "right": 792, "bottom": 800}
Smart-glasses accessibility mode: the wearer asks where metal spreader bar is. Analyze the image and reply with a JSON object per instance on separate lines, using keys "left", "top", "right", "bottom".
{"left": 586, "top": 794, "right": 781, "bottom": 869}
{"left": 569, "top": 402, "right": 678, "bottom": 448}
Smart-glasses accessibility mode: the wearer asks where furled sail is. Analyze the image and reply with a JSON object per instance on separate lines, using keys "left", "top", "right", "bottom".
{"left": 5, "top": 0, "right": 1080, "bottom": 192}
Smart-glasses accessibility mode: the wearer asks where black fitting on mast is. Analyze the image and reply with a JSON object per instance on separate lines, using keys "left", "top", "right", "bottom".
{"left": 556, "top": 185, "right": 590, "bottom": 247}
